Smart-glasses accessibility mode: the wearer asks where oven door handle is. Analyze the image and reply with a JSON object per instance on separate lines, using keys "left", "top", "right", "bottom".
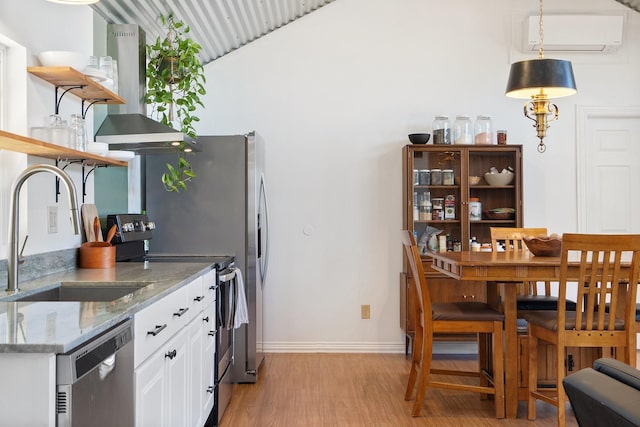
{"left": 219, "top": 270, "right": 236, "bottom": 282}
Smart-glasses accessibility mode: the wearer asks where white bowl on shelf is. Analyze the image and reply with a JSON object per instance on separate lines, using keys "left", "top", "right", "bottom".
{"left": 87, "top": 142, "right": 108, "bottom": 156}
{"left": 484, "top": 171, "right": 514, "bottom": 186}
{"left": 37, "top": 51, "right": 85, "bottom": 70}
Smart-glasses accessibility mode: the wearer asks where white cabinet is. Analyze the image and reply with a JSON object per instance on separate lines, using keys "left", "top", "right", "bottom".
{"left": 135, "top": 327, "right": 189, "bottom": 427}
{"left": 134, "top": 271, "right": 217, "bottom": 427}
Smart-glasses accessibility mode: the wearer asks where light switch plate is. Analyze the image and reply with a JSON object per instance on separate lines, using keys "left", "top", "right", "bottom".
{"left": 47, "top": 206, "right": 58, "bottom": 234}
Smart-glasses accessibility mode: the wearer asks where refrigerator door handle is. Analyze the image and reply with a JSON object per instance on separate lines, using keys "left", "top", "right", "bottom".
{"left": 258, "top": 173, "right": 270, "bottom": 286}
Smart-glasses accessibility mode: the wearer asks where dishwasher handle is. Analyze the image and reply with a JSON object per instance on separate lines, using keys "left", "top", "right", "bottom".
{"left": 56, "top": 319, "right": 133, "bottom": 384}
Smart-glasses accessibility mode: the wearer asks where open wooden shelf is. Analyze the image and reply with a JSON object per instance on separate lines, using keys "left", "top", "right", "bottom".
{"left": 0, "top": 130, "right": 127, "bottom": 167}
{"left": 27, "top": 66, "right": 125, "bottom": 105}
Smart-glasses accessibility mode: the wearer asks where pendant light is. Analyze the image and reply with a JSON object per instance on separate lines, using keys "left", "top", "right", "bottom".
{"left": 505, "top": 0, "right": 577, "bottom": 153}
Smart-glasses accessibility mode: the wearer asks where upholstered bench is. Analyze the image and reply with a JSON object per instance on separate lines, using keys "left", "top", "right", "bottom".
{"left": 563, "top": 358, "right": 640, "bottom": 427}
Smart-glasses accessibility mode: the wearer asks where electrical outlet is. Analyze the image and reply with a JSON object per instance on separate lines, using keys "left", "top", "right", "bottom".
{"left": 361, "top": 304, "right": 370, "bottom": 319}
{"left": 47, "top": 206, "right": 58, "bottom": 234}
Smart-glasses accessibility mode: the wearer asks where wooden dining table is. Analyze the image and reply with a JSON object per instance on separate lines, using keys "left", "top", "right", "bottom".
{"left": 429, "top": 250, "right": 637, "bottom": 419}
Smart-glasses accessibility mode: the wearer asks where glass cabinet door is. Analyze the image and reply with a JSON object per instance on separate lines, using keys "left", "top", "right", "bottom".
{"left": 406, "top": 147, "right": 463, "bottom": 255}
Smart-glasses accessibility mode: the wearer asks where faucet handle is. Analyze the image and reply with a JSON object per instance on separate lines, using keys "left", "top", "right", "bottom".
{"left": 18, "top": 235, "right": 28, "bottom": 265}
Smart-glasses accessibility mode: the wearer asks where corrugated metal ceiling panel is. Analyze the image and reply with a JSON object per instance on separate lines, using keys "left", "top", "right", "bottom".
{"left": 91, "top": 0, "right": 335, "bottom": 65}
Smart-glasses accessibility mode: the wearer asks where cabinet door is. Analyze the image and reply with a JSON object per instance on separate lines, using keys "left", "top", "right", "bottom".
{"left": 467, "top": 147, "right": 523, "bottom": 244}
{"left": 202, "top": 301, "right": 217, "bottom": 416}
{"left": 188, "top": 316, "right": 205, "bottom": 427}
{"left": 165, "top": 328, "right": 189, "bottom": 427}
{"left": 404, "top": 146, "right": 464, "bottom": 253}
{"left": 135, "top": 351, "right": 166, "bottom": 427}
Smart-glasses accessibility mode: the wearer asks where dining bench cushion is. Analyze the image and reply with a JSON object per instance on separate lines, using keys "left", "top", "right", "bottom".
{"left": 524, "top": 310, "right": 625, "bottom": 331}
{"left": 432, "top": 302, "right": 504, "bottom": 321}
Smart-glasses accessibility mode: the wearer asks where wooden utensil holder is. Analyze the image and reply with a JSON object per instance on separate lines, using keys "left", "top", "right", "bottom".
{"left": 79, "top": 242, "right": 115, "bottom": 268}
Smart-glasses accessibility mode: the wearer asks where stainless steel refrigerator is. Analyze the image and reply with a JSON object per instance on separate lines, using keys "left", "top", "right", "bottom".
{"left": 143, "top": 132, "right": 269, "bottom": 385}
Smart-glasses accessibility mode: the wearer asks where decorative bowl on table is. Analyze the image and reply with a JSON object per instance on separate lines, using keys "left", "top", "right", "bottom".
{"left": 408, "top": 133, "right": 431, "bottom": 144}
{"left": 523, "top": 236, "right": 562, "bottom": 257}
{"left": 484, "top": 171, "right": 514, "bottom": 186}
{"left": 484, "top": 208, "right": 515, "bottom": 220}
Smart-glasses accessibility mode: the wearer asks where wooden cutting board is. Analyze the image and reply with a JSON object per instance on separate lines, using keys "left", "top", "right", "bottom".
{"left": 80, "top": 204, "right": 103, "bottom": 242}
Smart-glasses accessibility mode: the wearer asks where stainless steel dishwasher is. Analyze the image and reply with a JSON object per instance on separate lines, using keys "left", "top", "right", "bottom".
{"left": 56, "top": 319, "right": 134, "bottom": 427}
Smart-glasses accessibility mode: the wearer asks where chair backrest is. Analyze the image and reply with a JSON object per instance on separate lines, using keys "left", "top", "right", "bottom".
{"left": 401, "top": 230, "right": 432, "bottom": 320}
{"left": 557, "top": 233, "right": 640, "bottom": 333}
{"left": 490, "top": 227, "right": 548, "bottom": 252}
{"left": 490, "top": 227, "right": 549, "bottom": 296}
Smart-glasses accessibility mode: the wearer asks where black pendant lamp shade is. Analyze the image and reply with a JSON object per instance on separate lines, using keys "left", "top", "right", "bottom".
{"left": 505, "top": 58, "right": 577, "bottom": 99}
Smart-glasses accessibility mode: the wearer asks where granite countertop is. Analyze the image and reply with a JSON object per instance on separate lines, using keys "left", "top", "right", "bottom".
{"left": 0, "top": 261, "right": 215, "bottom": 354}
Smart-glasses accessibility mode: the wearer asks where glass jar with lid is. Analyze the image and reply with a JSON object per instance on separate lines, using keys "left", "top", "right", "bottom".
{"left": 454, "top": 115, "right": 473, "bottom": 144}
{"left": 432, "top": 115, "right": 451, "bottom": 144}
{"left": 474, "top": 115, "right": 493, "bottom": 144}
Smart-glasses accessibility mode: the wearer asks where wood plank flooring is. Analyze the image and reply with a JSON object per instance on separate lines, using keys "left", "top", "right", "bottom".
{"left": 221, "top": 352, "right": 640, "bottom": 426}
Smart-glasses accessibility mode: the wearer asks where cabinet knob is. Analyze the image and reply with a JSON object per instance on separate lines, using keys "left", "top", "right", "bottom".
{"left": 208, "top": 330, "right": 216, "bottom": 337}
{"left": 194, "top": 295, "right": 205, "bottom": 302}
{"left": 203, "top": 316, "right": 210, "bottom": 323}
{"left": 206, "top": 386, "right": 214, "bottom": 394}
{"left": 165, "top": 349, "right": 177, "bottom": 359}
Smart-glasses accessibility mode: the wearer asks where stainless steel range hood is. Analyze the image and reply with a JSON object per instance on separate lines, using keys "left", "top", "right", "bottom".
{"left": 95, "top": 24, "right": 199, "bottom": 152}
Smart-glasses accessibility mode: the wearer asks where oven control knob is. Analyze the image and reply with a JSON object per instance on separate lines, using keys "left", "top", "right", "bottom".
{"left": 145, "top": 221, "right": 156, "bottom": 230}
{"left": 122, "top": 222, "right": 134, "bottom": 232}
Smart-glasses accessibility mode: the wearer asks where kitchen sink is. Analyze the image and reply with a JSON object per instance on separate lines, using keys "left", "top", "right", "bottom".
{"left": 3, "top": 282, "right": 153, "bottom": 302}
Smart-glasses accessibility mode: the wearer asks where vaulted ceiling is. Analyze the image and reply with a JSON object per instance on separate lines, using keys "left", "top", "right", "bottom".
{"left": 90, "top": 0, "right": 335, "bottom": 65}
{"left": 615, "top": 0, "right": 640, "bottom": 13}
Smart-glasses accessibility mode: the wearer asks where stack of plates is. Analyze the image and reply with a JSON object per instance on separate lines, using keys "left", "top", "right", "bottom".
{"left": 106, "top": 150, "right": 135, "bottom": 162}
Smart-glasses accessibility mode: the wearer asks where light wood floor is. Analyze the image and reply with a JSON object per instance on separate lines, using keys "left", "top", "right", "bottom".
{"left": 219, "top": 352, "right": 640, "bottom": 427}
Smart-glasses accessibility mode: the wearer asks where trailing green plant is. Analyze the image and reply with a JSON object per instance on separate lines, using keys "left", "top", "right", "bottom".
{"left": 145, "top": 14, "right": 206, "bottom": 192}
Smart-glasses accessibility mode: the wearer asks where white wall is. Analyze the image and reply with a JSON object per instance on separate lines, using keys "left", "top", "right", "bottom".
{"left": 195, "top": 0, "right": 640, "bottom": 352}
{"left": 0, "top": 0, "right": 638, "bottom": 352}
{"left": 0, "top": 0, "right": 94, "bottom": 256}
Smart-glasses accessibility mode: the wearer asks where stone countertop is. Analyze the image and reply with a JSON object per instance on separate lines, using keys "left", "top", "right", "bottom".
{"left": 0, "top": 261, "right": 215, "bottom": 354}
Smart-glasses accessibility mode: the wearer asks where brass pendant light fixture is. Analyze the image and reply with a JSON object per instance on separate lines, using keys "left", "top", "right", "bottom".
{"left": 505, "top": 0, "right": 577, "bottom": 152}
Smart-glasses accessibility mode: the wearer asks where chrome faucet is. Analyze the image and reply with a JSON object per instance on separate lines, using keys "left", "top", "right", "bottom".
{"left": 7, "top": 164, "right": 81, "bottom": 292}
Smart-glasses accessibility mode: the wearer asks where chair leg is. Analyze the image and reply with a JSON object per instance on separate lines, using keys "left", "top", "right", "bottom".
{"left": 492, "top": 321, "right": 505, "bottom": 419}
{"left": 556, "top": 346, "right": 566, "bottom": 427}
{"left": 478, "top": 332, "right": 489, "bottom": 399}
{"left": 405, "top": 326, "right": 423, "bottom": 401}
{"left": 527, "top": 332, "right": 538, "bottom": 420}
{"left": 412, "top": 331, "right": 433, "bottom": 417}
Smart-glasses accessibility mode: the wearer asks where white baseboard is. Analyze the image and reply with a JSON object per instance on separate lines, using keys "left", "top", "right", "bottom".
{"left": 262, "top": 341, "right": 479, "bottom": 354}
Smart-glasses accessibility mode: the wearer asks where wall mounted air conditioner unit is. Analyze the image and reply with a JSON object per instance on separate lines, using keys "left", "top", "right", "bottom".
{"left": 524, "top": 15, "right": 624, "bottom": 52}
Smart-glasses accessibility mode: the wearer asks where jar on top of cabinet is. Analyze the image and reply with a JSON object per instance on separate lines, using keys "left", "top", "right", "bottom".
{"left": 432, "top": 115, "right": 451, "bottom": 144}
{"left": 454, "top": 115, "right": 473, "bottom": 145}
{"left": 474, "top": 115, "right": 493, "bottom": 145}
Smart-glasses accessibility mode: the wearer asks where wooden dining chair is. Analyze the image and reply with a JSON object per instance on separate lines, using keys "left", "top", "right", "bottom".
{"left": 490, "top": 227, "right": 576, "bottom": 313}
{"left": 401, "top": 230, "right": 505, "bottom": 418}
{"left": 526, "top": 233, "right": 640, "bottom": 427}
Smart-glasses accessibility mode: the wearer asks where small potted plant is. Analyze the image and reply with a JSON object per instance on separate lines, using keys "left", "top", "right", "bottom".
{"left": 145, "top": 14, "right": 207, "bottom": 192}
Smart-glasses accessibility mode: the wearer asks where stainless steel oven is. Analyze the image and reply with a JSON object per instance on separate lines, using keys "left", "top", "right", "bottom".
{"left": 56, "top": 319, "right": 133, "bottom": 427}
{"left": 214, "top": 265, "right": 236, "bottom": 425}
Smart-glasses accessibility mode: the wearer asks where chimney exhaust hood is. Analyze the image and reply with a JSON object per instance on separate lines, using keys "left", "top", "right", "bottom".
{"left": 95, "top": 24, "right": 199, "bottom": 153}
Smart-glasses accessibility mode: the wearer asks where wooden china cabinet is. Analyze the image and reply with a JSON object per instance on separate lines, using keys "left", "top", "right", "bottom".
{"left": 400, "top": 144, "right": 523, "bottom": 350}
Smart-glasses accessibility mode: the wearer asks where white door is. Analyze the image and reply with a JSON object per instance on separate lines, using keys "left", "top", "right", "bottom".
{"left": 577, "top": 106, "right": 640, "bottom": 233}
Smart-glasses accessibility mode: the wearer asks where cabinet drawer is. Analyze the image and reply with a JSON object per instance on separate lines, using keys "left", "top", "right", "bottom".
{"left": 186, "top": 276, "right": 205, "bottom": 323}
{"left": 201, "top": 269, "right": 216, "bottom": 305}
{"left": 134, "top": 285, "right": 189, "bottom": 367}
